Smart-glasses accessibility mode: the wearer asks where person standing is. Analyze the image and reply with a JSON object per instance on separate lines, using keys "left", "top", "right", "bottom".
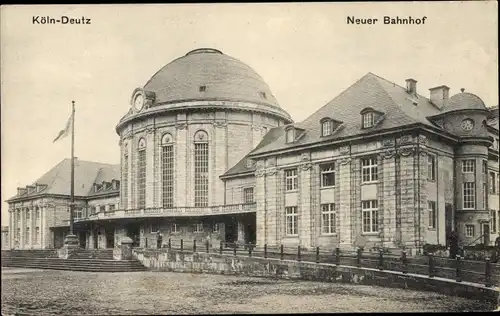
{"left": 494, "top": 233, "right": 500, "bottom": 263}
{"left": 157, "top": 231, "right": 163, "bottom": 249}
{"left": 448, "top": 230, "right": 459, "bottom": 259}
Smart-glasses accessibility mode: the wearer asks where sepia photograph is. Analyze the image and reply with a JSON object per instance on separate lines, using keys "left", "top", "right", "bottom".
{"left": 1, "top": 2, "right": 499, "bottom": 314}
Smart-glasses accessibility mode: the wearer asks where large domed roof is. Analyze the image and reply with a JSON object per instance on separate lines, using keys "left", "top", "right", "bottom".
{"left": 143, "top": 48, "right": 282, "bottom": 109}
{"left": 442, "top": 92, "right": 488, "bottom": 112}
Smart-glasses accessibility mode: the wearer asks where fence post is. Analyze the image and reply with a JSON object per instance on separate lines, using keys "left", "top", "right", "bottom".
{"left": 484, "top": 257, "right": 492, "bottom": 287}
{"left": 316, "top": 246, "right": 320, "bottom": 264}
{"left": 219, "top": 240, "right": 223, "bottom": 254}
{"left": 356, "top": 248, "right": 362, "bottom": 267}
{"left": 193, "top": 240, "right": 197, "bottom": 253}
{"left": 180, "top": 239, "right": 183, "bottom": 252}
{"left": 379, "top": 249, "right": 384, "bottom": 270}
{"left": 336, "top": 248, "right": 340, "bottom": 265}
{"left": 297, "top": 246, "right": 301, "bottom": 262}
{"left": 455, "top": 255, "right": 462, "bottom": 282}
{"left": 168, "top": 238, "right": 171, "bottom": 250}
{"left": 206, "top": 240, "right": 209, "bottom": 254}
{"left": 428, "top": 254, "right": 434, "bottom": 278}
{"left": 401, "top": 250, "right": 408, "bottom": 274}
{"left": 248, "top": 244, "right": 252, "bottom": 257}
{"left": 264, "top": 244, "right": 267, "bottom": 259}
{"left": 280, "top": 244, "right": 284, "bottom": 261}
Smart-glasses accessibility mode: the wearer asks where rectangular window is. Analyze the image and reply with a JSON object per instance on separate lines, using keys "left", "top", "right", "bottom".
{"left": 427, "top": 155, "right": 436, "bottom": 181}
{"left": 213, "top": 223, "right": 219, "bottom": 233}
{"left": 483, "top": 161, "right": 488, "bottom": 175}
{"left": 489, "top": 172, "right": 497, "bottom": 194}
{"left": 285, "top": 169, "right": 298, "bottom": 191}
{"left": 194, "top": 143, "right": 209, "bottom": 207}
{"left": 285, "top": 129, "right": 294, "bottom": 143}
{"left": 162, "top": 144, "right": 174, "bottom": 208}
{"left": 321, "top": 203, "right": 336, "bottom": 234}
{"left": 150, "top": 223, "right": 159, "bottom": 234}
{"left": 363, "top": 112, "right": 374, "bottom": 128}
{"left": 285, "top": 206, "right": 298, "bottom": 235}
{"left": 171, "top": 223, "right": 179, "bottom": 233}
{"left": 137, "top": 149, "right": 147, "bottom": 209}
{"left": 109, "top": 204, "right": 116, "bottom": 212}
{"left": 491, "top": 210, "right": 497, "bottom": 233}
{"left": 463, "top": 182, "right": 476, "bottom": 209}
{"left": 26, "top": 210, "right": 30, "bottom": 221}
{"left": 361, "top": 158, "right": 378, "bottom": 183}
{"left": 322, "top": 121, "right": 332, "bottom": 136}
{"left": 483, "top": 183, "right": 488, "bottom": 209}
{"left": 462, "top": 160, "right": 475, "bottom": 173}
{"left": 194, "top": 223, "right": 204, "bottom": 233}
{"left": 243, "top": 187, "right": 254, "bottom": 203}
{"left": 428, "top": 201, "right": 436, "bottom": 229}
{"left": 465, "top": 224, "right": 474, "bottom": 237}
{"left": 362, "top": 200, "right": 379, "bottom": 233}
{"left": 74, "top": 207, "right": 83, "bottom": 219}
{"left": 122, "top": 154, "right": 128, "bottom": 209}
{"left": 320, "top": 163, "right": 336, "bottom": 187}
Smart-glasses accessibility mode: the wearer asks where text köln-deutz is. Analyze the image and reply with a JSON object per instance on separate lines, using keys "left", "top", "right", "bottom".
{"left": 347, "top": 16, "right": 428, "bottom": 25}
{"left": 32, "top": 16, "right": 91, "bottom": 25}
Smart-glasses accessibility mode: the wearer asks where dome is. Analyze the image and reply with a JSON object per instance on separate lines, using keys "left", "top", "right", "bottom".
{"left": 442, "top": 92, "right": 488, "bottom": 112}
{"left": 143, "top": 48, "right": 282, "bottom": 110}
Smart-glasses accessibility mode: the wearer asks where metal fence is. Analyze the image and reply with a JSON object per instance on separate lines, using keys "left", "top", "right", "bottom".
{"left": 141, "top": 239, "right": 500, "bottom": 288}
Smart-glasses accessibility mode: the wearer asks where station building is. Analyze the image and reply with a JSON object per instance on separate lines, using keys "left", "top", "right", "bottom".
{"left": 5, "top": 48, "right": 499, "bottom": 254}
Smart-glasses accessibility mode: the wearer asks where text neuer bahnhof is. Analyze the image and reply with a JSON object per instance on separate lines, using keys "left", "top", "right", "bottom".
{"left": 347, "top": 16, "right": 428, "bottom": 25}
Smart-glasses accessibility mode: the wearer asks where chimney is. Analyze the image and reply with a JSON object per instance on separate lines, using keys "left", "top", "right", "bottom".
{"left": 406, "top": 78, "right": 417, "bottom": 95}
{"left": 17, "top": 187, "right": 27, "bottom": 196}
{"left": 429, "top": 85, "right": 450, "bottom": 109}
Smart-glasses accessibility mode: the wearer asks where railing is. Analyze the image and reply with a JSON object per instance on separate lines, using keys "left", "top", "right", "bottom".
{"left": 142, "top": 240, "right": 500, "bottom": 288}
{"left": 74, "top": 203, "right": 256, "bottom": 222}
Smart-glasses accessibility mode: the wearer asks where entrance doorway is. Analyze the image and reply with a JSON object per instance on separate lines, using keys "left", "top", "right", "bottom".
{"left": 105, "top": 229, "right": 114, "bottom": 248}
{"left": 482, "top": 223, "right": 490, "bottom": 245}
{"left": 126, "top": 223, "right": 141, "bottom": 247}
{"left": 78, "top": 231, "right": 86, "bottom": 248}
{"left": 445, "top": 204, "right": 453, "bottom": 247}
{"left": 225, "top": 221, "right": 237, "bottom": 243}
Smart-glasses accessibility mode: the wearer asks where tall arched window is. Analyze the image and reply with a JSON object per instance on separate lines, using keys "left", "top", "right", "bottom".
{"left": 137, "top": 138, "right": 147, "bottom": 209}
{"left": 194, "top": 131, "right": 209, "bottom": 207}
{"left": 161, "top": 133, "right": 174, "bottom": 208}
{"left": 122, "top": 142, "right": 129, "bottom": 209}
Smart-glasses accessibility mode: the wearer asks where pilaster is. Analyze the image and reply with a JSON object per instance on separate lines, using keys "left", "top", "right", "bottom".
{"left": 339, "top": 158, "right": 352, "bottom": 248}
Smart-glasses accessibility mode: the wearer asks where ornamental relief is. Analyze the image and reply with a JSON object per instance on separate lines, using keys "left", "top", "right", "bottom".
{"left": 418, "top": 135, "right": 427, "bottom": 145}
{"left": 339, "top": 146, "right": 350, "bottom": 155}
{"left": 145, "top": 127, "right": 155, "bottom": 135}
{"left": 256, "top": 160, "right": 265, "bottom": 170}
{"left": 300, "top": 163, "right": 312, "bottom": 170}
{"left": 382, "top": 138, "right": 395, "bottom": 147}
{"left": 300, "top": 152, "right": 311, "bottom": 162}
{"left": 213, "top": 121, "right": 228, "bottom": 128}
{"left": 396, "top": 135, "right": 412, "bottom": 145}
{"left": 397, "top": 147, "right": 416, "bottom": 157}
{"left": 340, "top": 157, "right": 352, "bottom": 165}
{"left": 251, "top": 125, "right": 261, "bottom": 131}
{"left": 175, "top": 123, "right": 187, "bottom": 130}
{"left": 381, "top": 149, "right": 397, "bottom": 159}
{"left": 255, "top": 169, "right": 266, "bottom": 177}
{"left": 267, "top": 167, "right": 277, "bottom": 176}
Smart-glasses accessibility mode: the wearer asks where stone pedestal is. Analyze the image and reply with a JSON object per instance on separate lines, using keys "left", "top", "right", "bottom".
{"left": 120, "top": 236, "right": 134, "bottom": 260}
{"left": 58, "top": 234, "right": 80, "bottom": 259}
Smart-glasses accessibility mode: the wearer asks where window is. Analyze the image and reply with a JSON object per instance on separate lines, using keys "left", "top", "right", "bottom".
{"left": 285, "top": 206, "right": 298, "bottom": 235}
{"left": 199, "top": 85, "right": 206, "bottom": 92}
{"left": 428, "top": 201, "right": 436, "bottom": 229}
{"left": 259, "top": 91, "right": 267, "bottom": 99}
{"left": 361, "top": 158, "right": 378, "bottom": 183}
{"left": 35, "top": 208, "right": 40, "bottom": 221}
{"left": 95, "top": 206, "right": 100, "bottom": 214}
{"left": 322, "top": 120, "right": 332, "bottom": 137}
{"left": 150, "top": 223, "right": 159, "bottom": 234}
{"left": 462, "top": 160, "right": 475, "bottom": 173}
{"left": 194, "top": 223, "right": 204, "bottom": 233}
{"left": 483, "top": 183, "right": 488, "bottom": 209}
{"left": 463, "top": 182, "right": 475, "bottom": 209}
{"left": 137, "top": 138, "right": 147, "bottom": 209}
{"left": 122, "top": 153, "right": 129, "bottom": 209}
{"left": 491, "top": 210, "right": 497, "bottom": 233}
{"left": 285, "top": 169, "right": 298, "bottom": 191}
{"left": 320, "top": 163, "right": 336, "bottom": 187}
{"left": 26, "top": 209, "right": 30, "bottom": 221}
{"left": 25, "top": 227, "right": 29, "bottom": 244}
{"left": 465, "top": 224, "right": 475, "bottom": 237}
{"left": 35, "top": 227, "right": 40, "bottom": 244}
{"left": 489, "top": 172, "right": 497, "bottom": 194}
{"left": 194, "top": 131, "right": 209, "bottom": 207}
{"left": 483, "top": 161, "right": 488, "bottom": 175}
{"left": 109, "top": 204, "right": 116, "bottom": 212}
{"left": 243, "top": 187, "right": 254, "bottom": 203}
{"left": 321, "top": 203, "right": 336, "bottom": 234}
{"left": 16, "top": 210, "right": 20, "bottom": 222}
{"left": 362, "top": 200, "right": 379, "bottom": 233}
{"left": 162, "top": 134, "right": 174, "bottom": 208}
{"left": 285, "top": 128, "right": 294, "bottom": 143}
{"left": 427, "top": 155, "right": 436, "bottom": 181}
{"left": 74, "top": 207, "right": 83, "bottom": 219}
{"left": 171, "top": 223, "right": 179, "bottom": 233}
{"left": 362, "top": 112, "right": 374, "bottom": 128}
{"left": 213, "top": 223, "right": 219, "bottom": 233}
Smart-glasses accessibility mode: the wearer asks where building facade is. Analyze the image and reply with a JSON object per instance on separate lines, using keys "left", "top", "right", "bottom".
{"left": 5, "top": 48, "right": 499, "bottom": 254}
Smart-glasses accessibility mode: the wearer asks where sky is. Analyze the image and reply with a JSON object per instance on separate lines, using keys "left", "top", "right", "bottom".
{"left": 1, "top": 2, "right": 498, "bottom": 225}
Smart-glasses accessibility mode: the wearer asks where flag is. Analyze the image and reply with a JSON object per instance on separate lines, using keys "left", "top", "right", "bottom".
{"left": 53, "top": 113, "right": 73, "bottom": 143}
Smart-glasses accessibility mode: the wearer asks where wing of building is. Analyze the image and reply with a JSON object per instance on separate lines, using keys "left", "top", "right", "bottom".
{"left": 6, "top": 49, "right": 499, "bottom": 254}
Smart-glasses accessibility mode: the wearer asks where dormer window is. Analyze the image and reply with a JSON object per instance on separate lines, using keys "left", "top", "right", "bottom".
{"left": 285, "top": 128, "right": 295, "bottom": 143}
{"left": 322, "top": 120, "right": 333, "bottom": 137}
{"left": 199, "top": 85, "right": 206, "bottom": 92}
{"left": 363, "top": 112, "right": 374, "bottom": 128}
{"left": 259, "top": 92, "right": 267, "bottom": 99}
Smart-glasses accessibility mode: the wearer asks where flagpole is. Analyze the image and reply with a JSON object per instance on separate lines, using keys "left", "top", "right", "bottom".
{"left": 70, "top": 100, "right": 75, "bottom": 236}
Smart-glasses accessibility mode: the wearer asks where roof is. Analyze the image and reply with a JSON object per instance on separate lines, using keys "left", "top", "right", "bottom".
{"left": 143, "top": 48, "right": 284, "bottom": 110}
{"left": 6, "top": 159, "right": 120, "bottom": 202}
{"left": 442, "top": 92, "right": 488, "bottom": 113}
{"left": 250, "top": 72, "right": 444, "bottom": 156}
{"left": 222, "top": 126, "right": 285, "bottom": 178}
{"left": 487, "top": 106, "right": 499, "bottom": 130}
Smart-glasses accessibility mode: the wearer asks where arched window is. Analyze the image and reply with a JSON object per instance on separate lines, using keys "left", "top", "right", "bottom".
{"left": 161, "top": 133, "right": 174, "bottom": 208}
{"left": 137, "top": 138, "right": 147, "bottom": 209}
{"left": 122, "top": 142, "right": 129, "bottom": 209}
{"left": 194, "top": 131, "right": 209, "bottom": 207}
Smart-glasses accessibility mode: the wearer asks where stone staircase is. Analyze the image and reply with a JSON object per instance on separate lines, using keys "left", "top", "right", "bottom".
{"left": 1, "top": 249, "right": 146, "bottom": 272}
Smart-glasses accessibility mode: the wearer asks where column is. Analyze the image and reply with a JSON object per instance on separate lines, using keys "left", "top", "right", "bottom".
{"left": 176, "top": 124, "right": 187, "bottom": 206}
{"left": 9, "top": 210, "right": 13, "bottom": 249}
{"left": 255, "top": 165, "right": 266, "bottom": 246}
{"left": 28, "top": 208, "right": 33, "bottom": 249}
{"left": 382, "top": 154, "right": 397, "bottom": 248}
{"left": 41, "top": 206, "right": 48, "bottom": 249}
{"left": 339, "top": 159, "right": 353, "bottom": 249}
{"left": 20, "top": 208, "right": 25, "bottom": 249}
{"left": 299, "top": 164, "right": 312, "bottom": 248}
{"left": 146, "top": 128, "right": 155, "bottom": 208}
{"left": 237, "top": 220, "right": 245, "bottom": 243}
